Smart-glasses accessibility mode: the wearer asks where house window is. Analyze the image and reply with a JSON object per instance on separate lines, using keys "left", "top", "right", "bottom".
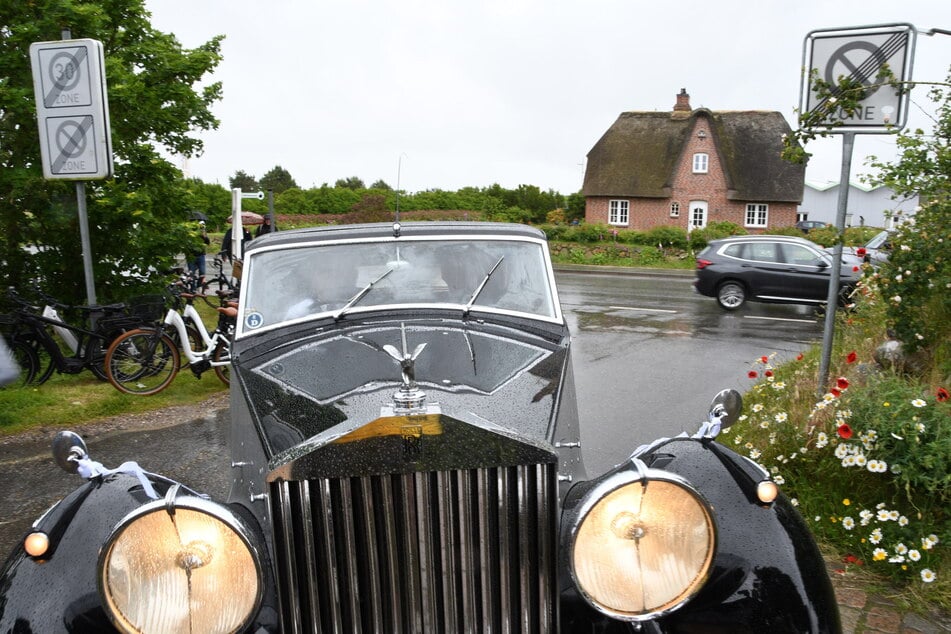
{"left": 745, "top": 203, "right": 768, "bottom": 227}
{"left": 609, "top": 200, "right": 629, "bottom": 225}
{"left": 670, "top": 202, "right": 680, "bottom": 218}
{"left": 692, "top": 153, "right": 709, "bottom": 174}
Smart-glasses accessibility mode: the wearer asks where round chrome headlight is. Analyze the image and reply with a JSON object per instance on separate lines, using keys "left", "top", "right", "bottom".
{"left": 98, "top": 495, "right": 262, "bottom": 634}
{"left": 570, "top": 469, "right": 716, "bottom": 621}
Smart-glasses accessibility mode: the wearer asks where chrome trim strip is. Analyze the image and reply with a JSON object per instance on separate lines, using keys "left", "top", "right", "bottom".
{"left": 318, "top": 478, "right": 343, "bottom": 632}
{"left": 299, "top": 480, "right": 321, "bottom": 634}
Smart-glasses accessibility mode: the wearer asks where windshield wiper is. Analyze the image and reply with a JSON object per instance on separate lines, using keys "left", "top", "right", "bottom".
{"left": 333, "top": 267, "right": 394, "bottom": 320}
{"left": 463, "top": 256, "right": 504, "bottom": 318}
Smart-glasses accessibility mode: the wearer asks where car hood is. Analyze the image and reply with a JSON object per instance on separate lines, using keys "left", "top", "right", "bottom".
{"left": 230, "top": 315, "right": 572, "bottom": 462}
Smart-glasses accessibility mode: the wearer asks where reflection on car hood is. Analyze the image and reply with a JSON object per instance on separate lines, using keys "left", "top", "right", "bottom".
{"left": 232, "top": 317, "right": 570, "bottom": 460}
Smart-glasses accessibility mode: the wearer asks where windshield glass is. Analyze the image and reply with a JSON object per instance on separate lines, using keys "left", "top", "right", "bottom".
{"left": 239, "top": 237, "right": 558, "bottom": 334}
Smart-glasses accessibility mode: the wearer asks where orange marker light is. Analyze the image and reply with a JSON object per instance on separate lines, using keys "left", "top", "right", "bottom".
{"left": 24, "top": 532, "right": 50, "bottom": 557}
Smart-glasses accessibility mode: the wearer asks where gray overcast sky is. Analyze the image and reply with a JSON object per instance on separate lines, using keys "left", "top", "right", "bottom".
{"left": 145, "top": 0, "right": 950, "bottom": 195}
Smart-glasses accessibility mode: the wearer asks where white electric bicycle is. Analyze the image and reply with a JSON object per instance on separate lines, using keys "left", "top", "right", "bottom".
{"left": 104, "top": 289, "right": 237, "bottom": 396}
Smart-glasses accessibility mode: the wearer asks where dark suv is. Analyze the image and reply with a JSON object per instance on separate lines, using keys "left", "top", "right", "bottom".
{"left": 795, "top": 220, "right": 829, "bottom": 233}
{"left": 694, "top": 235, "right": 862, "bottom": 310}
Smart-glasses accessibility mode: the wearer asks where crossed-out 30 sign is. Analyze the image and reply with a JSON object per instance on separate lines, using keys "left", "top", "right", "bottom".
{"left": 29, "top": 39, "right": 113, "bottom": 180}
{"left": 801, "top": 23, "right": 916, "bottom": 134}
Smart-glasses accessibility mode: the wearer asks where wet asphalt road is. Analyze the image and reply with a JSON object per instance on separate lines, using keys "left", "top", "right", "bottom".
{"left": 0, "top": 267, "right": 824, "bottom": 556}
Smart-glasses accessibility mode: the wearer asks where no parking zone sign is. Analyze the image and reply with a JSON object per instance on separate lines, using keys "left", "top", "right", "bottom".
{"left": 801, "top": 23, "right": 916, "bottom": 133}
{"left": 29, "top": 39, "right": 113, "bottom": 180}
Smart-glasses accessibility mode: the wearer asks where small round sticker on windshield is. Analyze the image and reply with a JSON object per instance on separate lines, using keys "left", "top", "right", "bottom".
{"left": 245, "top": 312, "right": 264, "bottom": 329}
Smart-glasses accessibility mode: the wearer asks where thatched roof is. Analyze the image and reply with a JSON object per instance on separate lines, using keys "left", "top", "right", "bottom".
{"left": 583, "top": 108, "right": 804, "bottom": 203}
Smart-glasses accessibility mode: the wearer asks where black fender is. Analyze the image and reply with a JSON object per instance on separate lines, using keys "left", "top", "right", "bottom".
{"left": 0, "top": 472, "right": 278, "bottom": 633}
{"left": 560, "top": 437, "right": 841, "bottom": 633}
{"left": 0, "top": 473, "right": 153, "bottom": 632}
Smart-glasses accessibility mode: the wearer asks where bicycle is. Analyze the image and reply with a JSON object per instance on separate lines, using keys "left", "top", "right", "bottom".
{"left": 104, "top": 289, "right": 236, "bottom": 395}
{"left": 1, "top": 288, "right": 160, "bottom": 384}
{"left": 204, "top": 256, "right": 238, "bottom": 293}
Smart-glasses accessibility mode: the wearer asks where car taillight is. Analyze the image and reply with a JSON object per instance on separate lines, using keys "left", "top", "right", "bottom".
{"left": 696, "top": 259, "right": 713, "bottom": 270}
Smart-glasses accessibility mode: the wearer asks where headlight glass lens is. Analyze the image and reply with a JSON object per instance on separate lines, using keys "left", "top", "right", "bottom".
{"left": 100, "top": 499, "right": 261, "bottom": 634}
{"left": 572, "top": 477, "right": 715, "bottom": 620}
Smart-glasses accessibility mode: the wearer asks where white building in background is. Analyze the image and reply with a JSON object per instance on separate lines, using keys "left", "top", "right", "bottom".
{"left": 797, "top": 180, "right": 918, "bottom": 229}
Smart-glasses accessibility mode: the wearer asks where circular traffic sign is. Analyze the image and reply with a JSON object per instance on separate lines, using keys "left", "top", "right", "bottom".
{"left": 47, "top": 51, "right": 82, "bottom": 92}
{"left": 824, "top": 41, "right": 887, "bottom": 97}
{"left": 55, "top": 120, "right": 87, "bottom": 158}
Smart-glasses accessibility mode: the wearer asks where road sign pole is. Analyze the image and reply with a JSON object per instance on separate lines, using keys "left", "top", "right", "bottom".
{"left": 74, "top": 181, "right": 98, "bottom": 307}
{"left": 818, "top": 131, "right": 855, "bottom": 395}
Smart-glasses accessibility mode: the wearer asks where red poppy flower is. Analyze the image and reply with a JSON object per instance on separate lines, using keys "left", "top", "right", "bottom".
{"left": 937, "top": 388, "right": 949, "bottom": 403}
{"left": 837, "top": 377, "right": 850, "bottom": 390}
{"left": 837, "top": 424, "right": 853, "bottom": 439}
{"left": 765, "top": 370, "right": 774, "bottom": 377}
{"left": 748, "top": 371, "right": 758, "bottom": 379}
{"left": 761, "top": 356, "right": 769, "bottom": 364}
{"left": 843, "top": 554, "right": 863, "bottom": 566}
{"left": 796, "top": 353, "right": 804, "bottom": 361}
{"left": 856, "top": 247, "right": 867, "bottom": 257}
{"left": 830, "top": 388, "right": 841, "bottom": 397}
{"left": 846, "top": 351, "right": 857, "bottom": 364}
{"left": 852, "top": 265, "right": 860, "bottom": 273}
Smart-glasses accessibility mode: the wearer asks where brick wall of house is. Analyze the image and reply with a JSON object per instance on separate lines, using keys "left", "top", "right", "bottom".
{"left": 585, "top": 115, "right": 799, "bottom": 232}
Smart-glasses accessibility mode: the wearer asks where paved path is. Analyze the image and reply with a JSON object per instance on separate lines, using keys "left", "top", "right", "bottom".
{"left": 828, "top": 564, "right": 950, "bottom": 633}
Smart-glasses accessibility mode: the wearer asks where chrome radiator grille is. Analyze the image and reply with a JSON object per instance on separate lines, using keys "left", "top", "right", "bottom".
{"left": 270, "top": 464, "right": 558, "bottom": 633}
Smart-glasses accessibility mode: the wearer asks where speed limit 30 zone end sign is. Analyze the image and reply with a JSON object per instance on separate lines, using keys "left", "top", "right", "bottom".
{"left": 29, "top": 39, "right": 113, "bottom": 180}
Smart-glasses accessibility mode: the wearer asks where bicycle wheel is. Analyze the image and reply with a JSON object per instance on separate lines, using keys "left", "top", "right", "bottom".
{"left": 3, "top": 339, "right": 38, "bottom": 387}
{"left": 17, "top": 333, "right": 56, "bottom": 385}
{"left": 212, "top": 338, "right": 231, "bottom": 386}
{"left": 106, "top": 328, "right": 180, "bottom": 395}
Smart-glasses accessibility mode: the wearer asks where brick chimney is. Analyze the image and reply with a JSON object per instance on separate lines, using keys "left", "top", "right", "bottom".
{"left": 672, "top": 88, "right": 691, "bottom": 119}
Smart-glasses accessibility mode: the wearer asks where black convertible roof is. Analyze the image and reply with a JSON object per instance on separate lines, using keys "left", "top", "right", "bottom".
{"left": 245, "top": 221, "right": 548, "bottom": 252}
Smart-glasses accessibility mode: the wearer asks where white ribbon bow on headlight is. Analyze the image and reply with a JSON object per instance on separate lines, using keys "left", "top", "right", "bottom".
{"left": 75, "top": 457, "right": 159, "bottom": 499}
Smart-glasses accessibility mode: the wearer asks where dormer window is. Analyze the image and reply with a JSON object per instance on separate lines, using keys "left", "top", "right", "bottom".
{"left": 692, "top": 153, "right": 709, "bottom": 174}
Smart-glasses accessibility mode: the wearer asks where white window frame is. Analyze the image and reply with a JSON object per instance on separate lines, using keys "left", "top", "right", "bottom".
{"left": 670, "top": 202, "right": 680, "bottom": 218}
{"left": 692, "top": 153, "right": 709, "bottom": 174}
{"left": 745, "top": 203, "right": 769, "bottom": 227}
{"left": 608, "top": 199, "right": 629, "bottom": 226}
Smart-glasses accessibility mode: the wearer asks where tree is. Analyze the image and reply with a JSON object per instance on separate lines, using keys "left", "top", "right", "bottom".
{"left": 0, "top": 1, "right": 223, "bottom": 303}
{"left": 335, "top": 176, "right": 365, "bottom": 190}
{"left": 229, "top": 170, "right": 259, "bottom": 191}
{"left": 259, "top": 165, "right": 297, "bottom": 194}
{"left": 370, "top": 180, "right": 392, "bottom": 191}
{"left": 182, "top": 178, "right": 230, "bottom": 228}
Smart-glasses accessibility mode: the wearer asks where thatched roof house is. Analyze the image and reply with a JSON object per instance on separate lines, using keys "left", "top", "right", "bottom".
{"left": 583, "top": 90, "right": 805, "bottom": 231}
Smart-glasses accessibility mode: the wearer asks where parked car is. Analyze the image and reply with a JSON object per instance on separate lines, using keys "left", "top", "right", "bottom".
{"left": 841, "top": 229, "right": 893, "bottom": 266}
{"left": 694, "top": 234, "right": 863, "bottom": 310}
{"left": 795, "top": 220, "right": 829, "bottom": 233}
{"left": 1, "top": 222, "right": 840, "bottom": 632}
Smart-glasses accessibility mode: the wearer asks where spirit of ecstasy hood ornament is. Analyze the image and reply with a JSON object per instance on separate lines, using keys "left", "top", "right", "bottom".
{"left": 382, "top": 322, "right": 428, "bottom": 411}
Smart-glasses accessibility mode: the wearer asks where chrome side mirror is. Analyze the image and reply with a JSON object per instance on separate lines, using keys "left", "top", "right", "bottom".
{"left": 52, "top": 431, "right": 88, "bottom": 474}
{"left": 708, "top": 389, "right": 743, "bottom": 430}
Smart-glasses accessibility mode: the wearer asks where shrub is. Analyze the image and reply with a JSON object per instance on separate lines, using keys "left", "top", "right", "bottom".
{"left": 633, "top": 246, "right": 665, "bottom": 266}
{"left": 688, "top": 222, "right": 745, "bottom": 250}
{"left": 726, "top": 348, "right": 949, "bottom": 589}
{"left": 644, "top": 226, "right": 688, "bottom": 250}
{"left": 875, "top": 199, "right": 951, "bottom": 353}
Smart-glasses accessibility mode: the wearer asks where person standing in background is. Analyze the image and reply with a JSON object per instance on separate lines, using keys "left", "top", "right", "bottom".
{"left": 256, "top": 216, "right": 273, "bottom": 238}
{"left": 221, "top": 225, "right": 252, "bottom": 263}
{"left": 187, "top": 221, "right": 210, "bottom": 288}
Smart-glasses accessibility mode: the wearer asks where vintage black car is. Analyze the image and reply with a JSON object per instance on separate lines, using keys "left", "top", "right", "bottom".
{"left": 0, "top": 222, "right": 840, "bottom": 633}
